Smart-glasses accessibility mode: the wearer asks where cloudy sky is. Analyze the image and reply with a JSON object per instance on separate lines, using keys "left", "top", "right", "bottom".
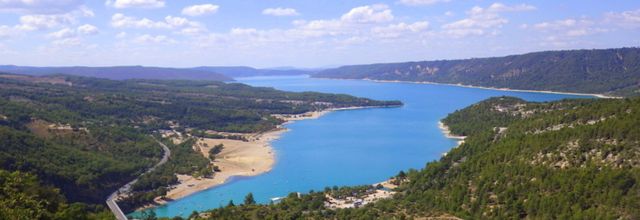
{"left": 0, "top": 0, "right": 638, "bottom": 68}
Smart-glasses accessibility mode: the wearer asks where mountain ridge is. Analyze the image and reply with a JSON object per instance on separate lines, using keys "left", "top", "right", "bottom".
{"left": 314, "top": 47, "right": 640, "bottom": 97}
{"left": 0, "top": 65, "right": 233, "bottom": 81}
{"left": 0, "top": 65, "right": 316, "bottom": 81}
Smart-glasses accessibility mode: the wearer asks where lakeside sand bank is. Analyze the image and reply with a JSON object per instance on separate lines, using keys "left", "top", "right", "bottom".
{"left": 273, "top": 106, "right": 384, "bottom": 123}
{"left": 152, "top": 106, "right": 381, "bottom": 206}
{"left": 438, "top": 121, "right": 466, "bottom": 148}
{"left": 156, "top": 129, "right": 286, "bottom": 204}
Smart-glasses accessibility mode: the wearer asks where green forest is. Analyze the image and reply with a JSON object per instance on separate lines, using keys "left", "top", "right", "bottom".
{"left": 3, "top": 72, "right": 639, "bottom": 220}
{"left": 174, "top": 96, "right": 640, "bottom": 220}
{"left": 315, "top": 47, "right": 640, "bottom": 97}
{"left": 0, "top": 73, "right": 401, "bottom": 218}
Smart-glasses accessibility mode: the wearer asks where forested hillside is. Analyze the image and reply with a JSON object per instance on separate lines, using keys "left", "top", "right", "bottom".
{"left": 0, "top": 65, "right": 232, "bottom": 81}
{"left": 0, "top": 170, "right": 114, "bottom": 219}
{"left": 0, "top": 65, "right": 313, "bottom": 81}
{"left": 189, "top": 96, "right": 640, "bottom": 220}
{"left": 0, "top": 73, "right": 400, "bottom": 217}
{"left": 315, "top": 47, "right": 640, "bottom": 97}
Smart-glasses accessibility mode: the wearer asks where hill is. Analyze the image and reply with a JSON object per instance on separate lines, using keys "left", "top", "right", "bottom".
{"left": 0, "top": 65, "right": 232, "bottom": 81}
{"left": 194, "top": 96, "right": 640, "bottom": 219}
{"left": 192, "top": 66, "right": 312, "bottom": 78}
{"left": 0, "top": 73, "right": 400, "bottom": 217}
{"left": 314, "top": 47, "right": 640, "bottom": 97}
{"left": 0, "top": 65, "right": 314, "bottom": 81}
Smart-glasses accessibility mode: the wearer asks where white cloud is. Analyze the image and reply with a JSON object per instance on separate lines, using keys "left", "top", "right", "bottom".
{"left": 18, "top": 13, "right": 75, "bottom": 30}
{"left": 15, "top": 7, "right": 94, "bottom": 31}
{"left": 51, "top": 37, "right": 82, "bottom": 46}
{"left": 284, "top": 4, "right": 396, "bottom": 39}
{"left": 47, "top": 24, "right": 98, "bottom": 39}
{"left": 485, "top": 3, "right": 536, "bottom": 13}
{"left": 0, "top": 6, "right": 96, "bottom": 43}
{"left": 372, "top": 21, "right": 429, "bottom": 38}
{"left": 165, "top": 16, "right": 189, "bottom": 27}
{"left": 182, "top": 4, "right": 219, "bottom": 16}
{"left": 115, "top": 32, "right": 127, "bottom": 39}
{"left": 45, "top": 25, "right": 100, "bottom": 49}
{"left": 442, "top": 3, "right": 535, "bottom": 38}
{"left": 341, "top": 4, "right": 393, "bottom": 23}
{"left": 0, "top": 0, "right": 84, "bottom": 14}
{"left": 111, "top": 13, "right": 199, "bottom": 29}
{"left": 106, "top": 0, "right": 164, "bottom": 9}
{"left": 230, "top": 28, "right": 258, "bottom": 36}
{"left": 77, "top": 24, "right": 98, "bottom": 35}
{"left": 604, "top": 9, "right": 640, "bottom": 28}
{"left": 524, "top": 17, "right": 609, "bottom": 47}
{"left": 533, "top": 19, "right": 579, "bottom": 30}
{"left": 179, "top": 26, "right": 207, "bottom": 35}
{"left": 262, "top": 7, "right": 299, "bottom": 17}
{"left": 531, "top": 18, "right": 606, "bottom": 38}
{"left": 0, "top": 25, "right": 13, "bottom": 39}
{"left": 133, "top": 34, "right": 174, "bottom": 44}
{"left": 111, "top": 13, "right": 166, "bottom": 28}
{"left": 187, "top": 4, "right": 433, "bottom": 50}
{"left": 398, "top": 0, "right": 451, "bottom": 6}
{"left": 47, "top": 27, "right": 75, "bottom": 39}
{"left": 442, "top": 11, "right": 507, "bottom": 37}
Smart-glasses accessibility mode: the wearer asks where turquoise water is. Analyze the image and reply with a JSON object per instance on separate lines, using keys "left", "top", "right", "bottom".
{"left": 140, "top": 76, "right": 593, "bottom": 217}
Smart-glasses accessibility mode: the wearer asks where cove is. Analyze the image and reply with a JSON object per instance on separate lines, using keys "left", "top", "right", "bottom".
{"left": 139, "top": 76, "right": 594, "bottom": 218}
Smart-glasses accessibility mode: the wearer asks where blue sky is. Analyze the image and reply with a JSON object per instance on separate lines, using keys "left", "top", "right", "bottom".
{"left": 0, "top": 0, "right": 638, "bottom": 68}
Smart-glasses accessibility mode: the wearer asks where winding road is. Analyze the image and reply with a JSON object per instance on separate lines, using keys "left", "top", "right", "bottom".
{"left": 106, "top": 137, "right": 171, "bottom": 220}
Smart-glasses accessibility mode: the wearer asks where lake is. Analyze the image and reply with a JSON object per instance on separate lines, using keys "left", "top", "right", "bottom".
{"left": 138, "top": 76, "right": 593, "bottom": 217}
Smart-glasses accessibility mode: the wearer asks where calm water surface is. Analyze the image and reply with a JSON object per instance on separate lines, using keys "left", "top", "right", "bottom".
{"left": 139, "top": 76, "right": 593, "bottom": 217}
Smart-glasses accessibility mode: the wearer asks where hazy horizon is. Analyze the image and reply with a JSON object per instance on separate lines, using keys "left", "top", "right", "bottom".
{"left": 2, "top": 46, "right": 638, "bottom": 69}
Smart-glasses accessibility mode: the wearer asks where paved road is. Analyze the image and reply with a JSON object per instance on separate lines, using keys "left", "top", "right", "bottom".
{"left": 106, "top": 137, "right": 171, "bottom": 220}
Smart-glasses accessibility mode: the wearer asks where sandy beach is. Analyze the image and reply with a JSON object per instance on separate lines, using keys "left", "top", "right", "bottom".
{"left": 156, "top": 129, "right": 285, "bottom": 203}
{"left": 155, "top": 107, "right": 381, "bottom": 204}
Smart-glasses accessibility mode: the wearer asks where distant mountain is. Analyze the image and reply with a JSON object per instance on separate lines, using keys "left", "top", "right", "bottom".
{"left": 193, "top": 66, "right": 313, "bottom": 78}
{"left": 314, "top": 47, "right": 640, "bottom": 97}
{"left": 265, "top": 66, "right": 328, "bottom": 71}
{"left": 0, "top": 65, "right": 233, "bottom": 81}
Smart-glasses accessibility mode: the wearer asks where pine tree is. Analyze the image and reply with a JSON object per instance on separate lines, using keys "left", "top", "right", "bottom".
{"left": 244, "top": 193, "right": 256, "bottom": 206}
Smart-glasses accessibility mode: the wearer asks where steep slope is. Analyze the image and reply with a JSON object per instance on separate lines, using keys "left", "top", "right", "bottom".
{"left": 0, "top": 170, "right": 113, "bottom": 219}
{"left": 315, "top": 47, "right": 640, "bottom": 97}
{"left": 414, "top": 97, "right": 640, "bottom": 219}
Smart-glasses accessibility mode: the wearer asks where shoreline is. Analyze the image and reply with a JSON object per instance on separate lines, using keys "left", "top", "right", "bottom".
{"left": 438, "top": 121, "right": 466, "bottom": 148}
{"left": 316, "top": 77, "right": 619, "bottom": 99}
{"left": 152, "top": 128, "right": 286, "bottom": 206}
{"left": 274, "top": 105, "right": 397, "bottom": 124}
{"left": 141, "top": 105, "right": 392, "bottom": 210}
